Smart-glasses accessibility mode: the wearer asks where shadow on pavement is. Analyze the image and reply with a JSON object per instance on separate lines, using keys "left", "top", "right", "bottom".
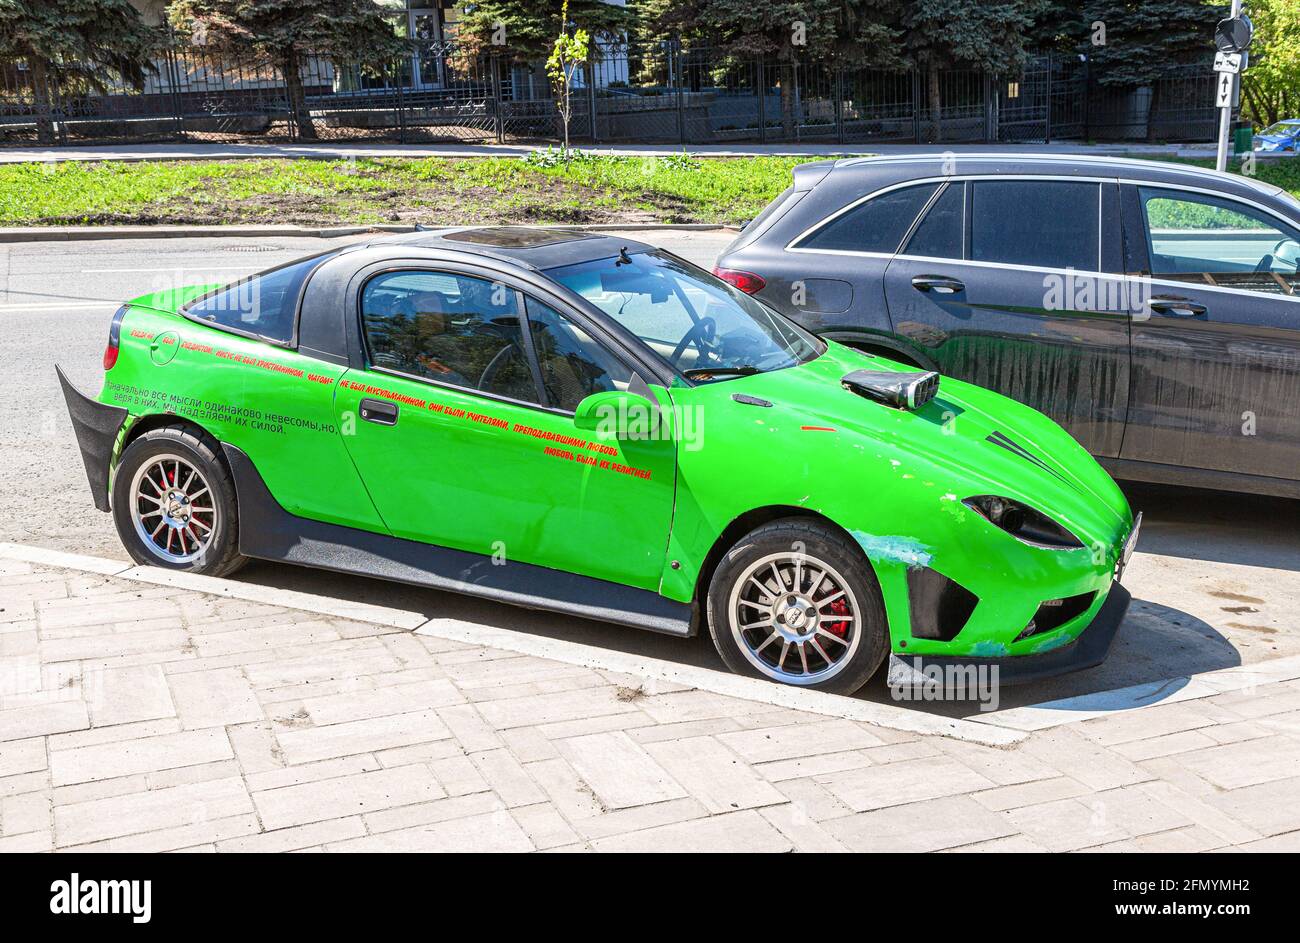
{"left": 233, "top": 559, "right": 1240, "bottom": 719}
{"left": 1118, "top": 480, "right": 1300, "bottom": 573}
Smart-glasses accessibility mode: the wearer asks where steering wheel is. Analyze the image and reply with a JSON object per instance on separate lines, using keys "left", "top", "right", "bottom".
{"left": 669, "top": 316, "right": 718, "bottom": 366}
{"left": 1269, "top": 237, "right": 1300, "bottom": 273}
{"left": 479, "top": 342, "right": 518, "bottom": 391}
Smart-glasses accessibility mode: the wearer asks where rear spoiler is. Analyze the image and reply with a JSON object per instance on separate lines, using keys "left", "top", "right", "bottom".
{"left": 791, "top": 159, "right": 838, "bottom": 191}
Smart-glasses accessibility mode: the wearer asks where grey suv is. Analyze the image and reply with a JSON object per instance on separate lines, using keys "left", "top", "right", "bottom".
{"left": 714, "top": 155, "right": 1300, "bottom": 499}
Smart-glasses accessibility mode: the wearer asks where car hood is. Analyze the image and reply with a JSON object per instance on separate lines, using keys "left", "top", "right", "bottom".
{"left": 686, "top": 343, "right": 1132, "bottom": 543}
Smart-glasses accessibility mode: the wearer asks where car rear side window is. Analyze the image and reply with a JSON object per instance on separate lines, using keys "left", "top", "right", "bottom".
{"left": 970, "top": 180, "right": 1100, "bottom": 270}
{"left": 798, "top": 183, "right": 938, "bottom": 253}
{"left": 185, "top": 251, "right": 337, "bottom": 344}
{"left": 903, "top": 181, "right": 964, "bottom": 259}
{"left": 361, "top": 270, "right": 538, "bottom": 404}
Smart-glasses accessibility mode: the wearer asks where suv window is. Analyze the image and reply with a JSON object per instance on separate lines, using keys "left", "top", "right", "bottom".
{"left": 1139, "top": 187, "right": 1300, "bottom": 288}
{"left": 525, "top": 297, "right": 632, "bottom": 411}
{"left": 185, "top": 251, "right": 337, "bottom": 343}
{"left": 361, "top": 270, "right": 537, "bottom": 403}
{"left": 799, "top": 183, "right": 938, "bottom": 253}
{"left": 970, "top": 180, "right": 1100, "bottom": 270}
{"left": 904, "top": 181, "right": 964, "bottom": 259}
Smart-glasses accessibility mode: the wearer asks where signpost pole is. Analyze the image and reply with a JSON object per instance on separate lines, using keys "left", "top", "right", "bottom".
{"left": 1215, "top": 0, "right": 1243, "bottom": 172}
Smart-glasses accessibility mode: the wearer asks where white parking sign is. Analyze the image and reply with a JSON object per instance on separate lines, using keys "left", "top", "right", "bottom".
{"left": 1214, "top": 51, "right": 1243, "bottom": 74}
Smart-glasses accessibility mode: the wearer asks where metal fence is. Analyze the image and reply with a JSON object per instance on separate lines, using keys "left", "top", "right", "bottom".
{"left": 0, "top": 40, "right": 1220, "bottom": 148}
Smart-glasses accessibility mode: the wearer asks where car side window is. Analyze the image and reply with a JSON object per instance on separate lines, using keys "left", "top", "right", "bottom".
{"left": 799, "top": 183, "right": 938, "bottom": 253}
{"left": 186, "top": 251, "right": 337, "bottom": 344}
{"left": 970, "top": 180, "right": 1100, "bottom": 271}
{"left": 524, "top": 297, "right": 633, "bottom": 412}
{"left": 1139, "top": 187, "right": 1300, "bottom": 291}
{"left": 361, "top": 271, "right": 538, "bottom": 403}
{"left": 903, "top": 181, "right": 964, "bottom": 259}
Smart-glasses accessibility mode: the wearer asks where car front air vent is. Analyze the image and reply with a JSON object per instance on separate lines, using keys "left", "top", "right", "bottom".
{"left": 841, "top": 370, "right": 939, "bottom": 410}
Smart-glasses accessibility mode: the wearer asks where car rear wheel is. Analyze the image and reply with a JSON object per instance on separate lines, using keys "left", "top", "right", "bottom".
{"left": 706, "top": 519, "right": 889, "bottom": 695}
{"left": 111, "top": 424, "right": 246, "bottom": 577}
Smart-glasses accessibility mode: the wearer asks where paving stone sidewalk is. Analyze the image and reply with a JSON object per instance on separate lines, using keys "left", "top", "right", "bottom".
{"left": 2, "top": 558, "right": 1298, "bottom": 853}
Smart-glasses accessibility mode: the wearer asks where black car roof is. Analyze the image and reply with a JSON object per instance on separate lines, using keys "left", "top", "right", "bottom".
{"left": 362, "top": 226, "right": 654, "bottom": 270}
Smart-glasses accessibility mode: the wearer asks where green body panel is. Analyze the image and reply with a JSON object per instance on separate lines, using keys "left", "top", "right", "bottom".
{"left": 101, "top": 294, "right": 385, "bottom": 532}
{"left": 332, "top": 363, "right": 676, "bottom": 590}
{"left": 657, "top": 342, "right": 1130, "bottom": 656}
{"left": 99, "top": 291, "right": 1132, "bottom": 660}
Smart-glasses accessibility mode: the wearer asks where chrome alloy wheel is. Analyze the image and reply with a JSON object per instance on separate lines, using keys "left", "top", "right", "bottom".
{"left": 129, "top": 454, "right": 218, "bottom": 564}
{"left": 727, "top": 551, "right": 862, "bottom": 684}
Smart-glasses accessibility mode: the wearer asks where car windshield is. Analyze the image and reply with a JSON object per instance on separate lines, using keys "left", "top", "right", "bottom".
{"left": 546, "top": 249, "right": 824, "bottom": 381}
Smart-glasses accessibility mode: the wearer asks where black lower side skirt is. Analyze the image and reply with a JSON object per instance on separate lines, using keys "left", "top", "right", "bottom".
{"left": 221, "top": 443, "right": 694, "bottom": 637}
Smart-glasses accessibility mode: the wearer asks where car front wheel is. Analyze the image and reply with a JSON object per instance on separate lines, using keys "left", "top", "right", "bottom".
{"left": 706, "top": 519, "right": 890, "bottom": 695}
{"left": 111, "top": 424, "right": 246, "bottom": 577}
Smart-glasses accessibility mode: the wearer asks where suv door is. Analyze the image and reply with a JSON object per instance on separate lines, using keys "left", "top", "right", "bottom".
{"left": 881, "top": 177, "right": 1133, "bottom": 457}
{"left": 1119, "top": 184, "right": 1300, "bottom": 480}
{"left": 335, "top": 265, "right": 677, "bottom": 590}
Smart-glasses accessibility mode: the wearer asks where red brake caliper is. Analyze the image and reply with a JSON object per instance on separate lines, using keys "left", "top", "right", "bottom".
{"left": 825, "top": 596, "right": 850, "bottom": 639}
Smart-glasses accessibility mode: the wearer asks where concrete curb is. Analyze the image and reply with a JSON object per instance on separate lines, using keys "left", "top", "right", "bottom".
{"left": 0, "top": 222, "right": 738, "bottom": 244}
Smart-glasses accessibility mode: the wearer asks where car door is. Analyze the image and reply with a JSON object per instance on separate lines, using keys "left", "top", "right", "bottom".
{"left": 881, "top": 177, "right": 1133, "bottom": 457}
{"left": 1119, "top": 183, "right": 1300, "bottom": 480}
{"left": 334, "top": 265, "right": 678, "bottom": 591}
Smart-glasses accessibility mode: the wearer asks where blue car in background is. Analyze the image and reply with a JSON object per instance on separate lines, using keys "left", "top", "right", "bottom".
{"left": 1255, "top": 119, "right": 1300, "bottom": 153}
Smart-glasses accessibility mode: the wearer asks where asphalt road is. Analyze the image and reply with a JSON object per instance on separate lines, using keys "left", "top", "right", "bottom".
{"left": 3, "top": 230, "right": 1298, "bottom": 717}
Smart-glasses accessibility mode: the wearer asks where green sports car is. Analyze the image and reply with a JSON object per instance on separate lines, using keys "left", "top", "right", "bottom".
{"left": 59, "top": 227, "right": 1138, "bottom": 695}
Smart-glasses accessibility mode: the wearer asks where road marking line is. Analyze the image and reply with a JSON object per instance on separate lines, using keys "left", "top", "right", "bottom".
{"left": 0, "top": 302, "right": 118, "bottom": 311}
{"left": 0, "top": 541, "right": 1025, "bottom": 746}
{"left": 80, "top": 266, "right": 255, "bottom": 273}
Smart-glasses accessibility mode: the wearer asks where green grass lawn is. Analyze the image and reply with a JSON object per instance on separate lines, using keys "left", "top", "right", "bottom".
{"left": 0, "top": 151, "right": 1293, "bottom": 229}
{"left": 0, "top": 153, "right": 811, "bottom": 227}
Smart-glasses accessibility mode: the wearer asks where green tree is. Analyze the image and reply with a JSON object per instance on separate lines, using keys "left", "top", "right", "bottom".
{"left": 633, "top": 0, "right": 904, "bottom": 137}
{"left": 0, "top": 0, "right": 160, "bottom": 145}
{"left": 1081, "top": 0, "right": 1223, "bottom": 141}
{"left": 166, "top": 0, "right": 407, "bottom": 140}
{"left": 1241, "top": 0, "right": 1300, "bottom": 128}
{"left": 454, "top": 0, "right": 632, "bottom": 62}
{"left": 896, "top": 0, "right": 1047, "bottom": 142}
{"left": 547, "top": 0, "right": 591, "bottom": 155}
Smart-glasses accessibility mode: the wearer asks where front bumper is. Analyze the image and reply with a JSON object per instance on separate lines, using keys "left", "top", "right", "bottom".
{"left": 56, "top": 366, "right": 126, "bottom": 512}
{"left": 887, "top": 580, "right": 1130, "bottom": 687}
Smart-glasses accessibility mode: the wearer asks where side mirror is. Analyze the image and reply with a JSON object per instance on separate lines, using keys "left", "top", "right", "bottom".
{"left": 573, "top": 389, "right": 656, "bottom": 435}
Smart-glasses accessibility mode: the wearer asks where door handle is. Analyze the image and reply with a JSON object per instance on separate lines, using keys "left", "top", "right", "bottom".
{"left": 1147, "top": 297, "right": 1207, "bottom": 318}
{"left": 911, "top": 274, "right": 965, "bottom": 295}
{"left": 359, "top": 398, "right": 398, "bottom": 426}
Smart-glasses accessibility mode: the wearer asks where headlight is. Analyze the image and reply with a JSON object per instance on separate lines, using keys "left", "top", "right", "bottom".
{"left": 963, "top": 495, "right": 1083, "bottom": 549}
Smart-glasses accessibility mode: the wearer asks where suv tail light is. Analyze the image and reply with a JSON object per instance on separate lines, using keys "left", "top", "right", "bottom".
{"left": 712, "top": 266, "right": 766, "bottom": 294}
{"left": 103, "top": 304, "right": 128, "bottom": 370}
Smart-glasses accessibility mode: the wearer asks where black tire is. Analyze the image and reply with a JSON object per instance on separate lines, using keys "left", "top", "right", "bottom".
{"left": 111, "top": 424, "right": 246, "bottom": 577}
{"left": 706, "top": 518, "right": 889, "bottom": 696}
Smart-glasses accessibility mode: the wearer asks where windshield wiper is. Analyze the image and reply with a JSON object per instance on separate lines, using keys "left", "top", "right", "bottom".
{"left": 682, "top": 365, "right": 762, "bottom": 380}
